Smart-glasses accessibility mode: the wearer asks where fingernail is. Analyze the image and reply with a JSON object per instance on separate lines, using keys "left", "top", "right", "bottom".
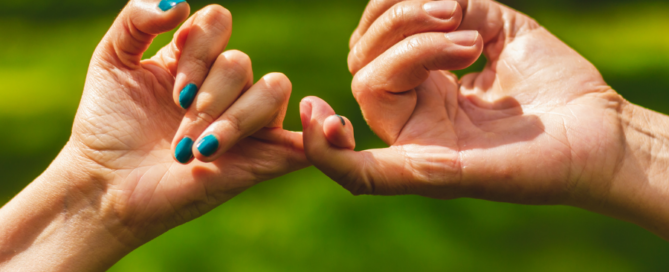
{"left": 335, "top": 114, "right": 346, "bottom": 126}
{"left": 159, "top": 0, "right": 186, "bottom": 12}
{"left": 445, "top": 31, "right": 479, "bottom": 47}
{"left": 197, "top": 135, "right": 219, "bottom": 157}
{"left": 423, "top": 1, "right": 458, "bottom": 20}
{"left": 175, "top": 137, "right": 194, "bottom": 164}
{"left": 179, "top": 83, "right": 198, "bottom": 109}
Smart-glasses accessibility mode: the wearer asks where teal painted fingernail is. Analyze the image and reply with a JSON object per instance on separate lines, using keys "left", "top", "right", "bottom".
{"left": 175, "top": 137, "right": 194, "bottom": 164}
{"left": 197, "top": 135, "right": 219, "bottom": 157}
{"left": 159, "top": 0, "right": 186, "bottom": 12}
{"left": 335, "top": 114, "right": 346, "bottom": 126}
{"left": 179, "top": 83, "right": 198, "bottom": 109}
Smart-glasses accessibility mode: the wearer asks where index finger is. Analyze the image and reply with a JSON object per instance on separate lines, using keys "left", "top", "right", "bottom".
{"left": 350, "top": 0, "right": 409, "bottom": 49}
{"left": 352, "top": 0, "right": 540, "bottom": 60}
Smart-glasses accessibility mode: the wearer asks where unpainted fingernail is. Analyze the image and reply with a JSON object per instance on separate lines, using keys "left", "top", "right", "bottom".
{"left": 335, "top": 114, "right": 346, "bottom": 126}
{"left": 159, "top": 0, "right": 187, "bottom": 12}
{"left": 175, "top": 137, "right": 194, "bottom": 164}
{"left": 445, "top": 31, "right": 479, "bottom": 47}
{"left": 423, "top": 1, "right": 458, "bottom": 20}
{"left": 179, "top": 83, "right": 198, "bottom": 109}
{"left": 197, "top": 135, "right": 220, "bottom": 157}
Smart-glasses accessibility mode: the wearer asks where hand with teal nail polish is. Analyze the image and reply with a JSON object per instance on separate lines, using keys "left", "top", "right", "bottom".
{"left": 0, "top": 1, "right": 308, "bottom": 270}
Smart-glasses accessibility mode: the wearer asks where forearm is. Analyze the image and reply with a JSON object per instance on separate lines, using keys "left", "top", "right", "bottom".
{"left": 596, "top": 101, "right": 669, "bottom": 240}
{"left": 0, "top": 145, "right": 132, "bottom": 271}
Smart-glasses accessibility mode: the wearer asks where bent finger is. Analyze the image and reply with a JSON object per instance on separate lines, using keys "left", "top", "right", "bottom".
{"left": 351, "top": 31, "right": 482, "bottom": 144}
{"left": 172, "top": 5, "right": 233, "bottom": 109}
{"left": 349, "top": 0, "right": 407, "bottom": 49}
{"left": 349, "top": 0, "right": 463, "bottom": 74}
{"left": 353, "top": 30, "right": 482, "bottom": 94}
{"left": 171, "top": 50, "right": 253, "bottom": 164}
{"left": 192, "top": 73, "right": 292, "bottom": 162}
{"left": 301, "top": 96, "right": 421, "bottom": 196}
{"left": 96, "top": 0, "right": 190, "bottom": 69}
{"left": 323, "top": 114, "right": 356, "bottom": 150}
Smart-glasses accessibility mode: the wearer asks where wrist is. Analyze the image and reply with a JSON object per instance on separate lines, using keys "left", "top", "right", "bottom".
{"left": 0, "top": 142, "right": 134, "bottom": 271}
{"left": 588, "top": 101, "right": 669, "bottom": 239}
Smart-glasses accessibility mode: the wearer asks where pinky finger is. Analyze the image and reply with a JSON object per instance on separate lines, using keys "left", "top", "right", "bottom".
{"left": 323, "top": 114, "right": 356, "bottom": 150}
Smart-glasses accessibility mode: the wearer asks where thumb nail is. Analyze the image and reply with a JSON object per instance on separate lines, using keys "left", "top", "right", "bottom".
{"left": 423, "top": 1, "right": 458, "bottom": 20}
{"left": 445, "top": 31, "right": 479, "bottom": 47}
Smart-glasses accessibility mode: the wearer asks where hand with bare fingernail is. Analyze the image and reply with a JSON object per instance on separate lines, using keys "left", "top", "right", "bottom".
{"left": 301, "top": 0, "right": 668, "bottom": 240}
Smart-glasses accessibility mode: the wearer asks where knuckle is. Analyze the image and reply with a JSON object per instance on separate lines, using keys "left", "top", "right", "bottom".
{"left": 189, "top": 56, "right": 211, "bottom": 77}
{"left": 263, "top": 73, "right": 292, "bottom": 99}
{"left": 404, "top": 34, "right": 424, "bottom": 51}
{"left": 194, "top": 110, "right": 217, "bottom": 126}
{"left": 221, "top": 113, "right": 244, "bottom": 137}
{"left": 340, "top": 170, "right": 375, "bottom": 196}
{"left": 211, "top": 52, "right": 252, "bottom": 83}
{"left": 368, "top": 0, "right": 385, "bottom": 10}
{"left": 402, "top": 34, "right": 437, "bottom": 57}
{"left": 351, "top": 68, "right": 381, "bottom": 97}
{"left": 193, "top": 90, "right": 214, "bottom": 111}
{"left": 351, "top": 75, "right": 367, "bottom": 97}
{"left": 222, "top": 50, "right": 252, "bottom": 73}
{"left": 351, "top": 72, "right": 377, "bottom": 102}
{"left": 347, "top": 47, "right": 363, "bottom": 74}
{"left": 197, "top": 5, "right": 232, "bottom": 33}
{"left": 386, "top": 3, "right": 410, "bottom": 32}
{"left": 370, "top": 0, "right": 399, "bottom": 11}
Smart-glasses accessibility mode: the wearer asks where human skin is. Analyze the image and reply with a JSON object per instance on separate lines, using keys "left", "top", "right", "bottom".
{"left": 0, "top": 0, "right": 308, "bottom": 270}
{"left": 302, "top": 0, "right": 669, "bottom": 240}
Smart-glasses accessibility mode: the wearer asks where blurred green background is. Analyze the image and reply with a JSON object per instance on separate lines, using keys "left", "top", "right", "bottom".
{"left": 1, "top": 0, "right": 669, "bottom": 271}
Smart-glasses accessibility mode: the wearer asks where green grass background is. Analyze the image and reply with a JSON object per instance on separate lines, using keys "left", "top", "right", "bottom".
{"left": 1, "top": 0, "right": 669, "bottom": 271}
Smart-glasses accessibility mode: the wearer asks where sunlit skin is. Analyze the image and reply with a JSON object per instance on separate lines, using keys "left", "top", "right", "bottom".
{"left": 0, "top": 1, "right": 307, "bottom": 270}
{"left": 302, "top": 0, "right": 669, "bottom": 238}
{"left": 78, "top": 2, "right": 310, "bottom": 244}
{"left": 2, "top": 0, "right": 669, "bottom": 271}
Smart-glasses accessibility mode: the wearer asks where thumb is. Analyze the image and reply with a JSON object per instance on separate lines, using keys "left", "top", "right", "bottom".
{"left": 300, "top": 96, "right": 419, "bottom": 196}
{"left": 96, "top": 0, "right": 190, "bottom": 69}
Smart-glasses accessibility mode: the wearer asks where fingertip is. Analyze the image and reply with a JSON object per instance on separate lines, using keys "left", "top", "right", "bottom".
{"left": 300, "top": 96, "right": 336, "bottom": 150}
{"left": 135, "top": 0, "right": 190, "bottom": 34}
{"left": 222, "top": 50, "right": 253, "bottom": 72}
{"left": 103, "top": 0, "right": 191, "bottom": 68}
{"left": 193, "top": 134, "right": 220, "bottom": 162}
{"left": 324, "top": 115, "right": 356, "bottom": 150}
{"left": 303, "top": 96, "right": 336, "bottom": 120}
{"left": 262, "top": 72, "right": 292, "bottom": 95}
{"left": 158, "top": 0, "right": 186, "bottom": 12}
{"left": 198, "top": 4, "right": 232, "bottom": 24}
{"left": 174, "top": 136, "right": 195, "bottom": 164}
{"left": 444, "top": 30, "right": 484, "bottom": 69}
